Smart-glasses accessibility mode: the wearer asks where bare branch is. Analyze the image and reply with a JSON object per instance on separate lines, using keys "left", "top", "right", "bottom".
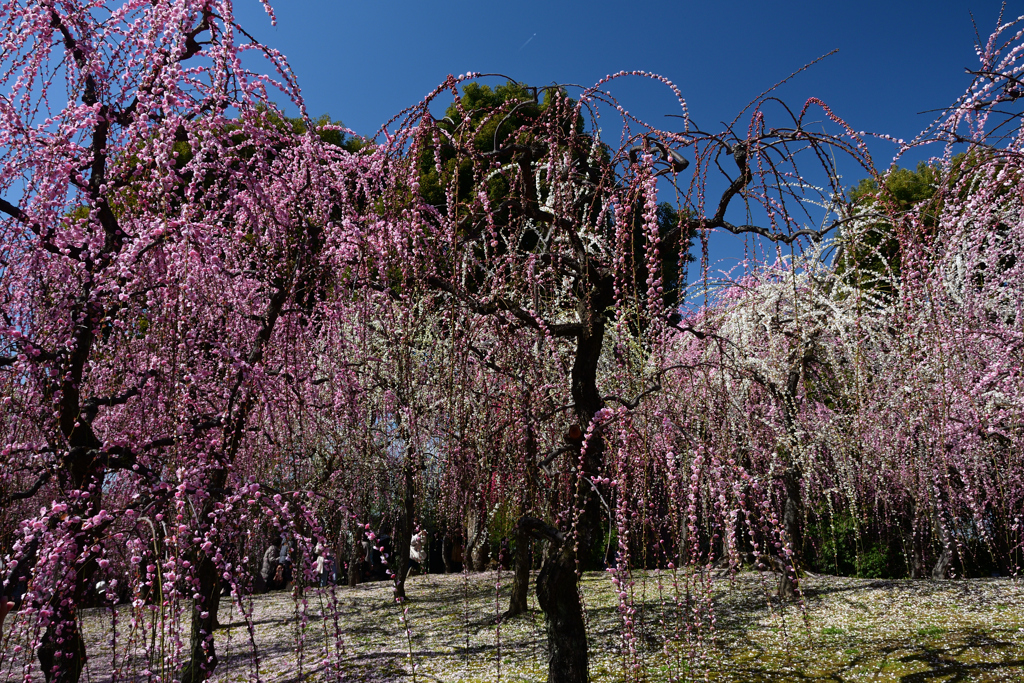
{"left": 518, "top": 516, "right": 565, "bottom": 545}
{"left": 0, "top": 470, "right": 52, "bottom": 506}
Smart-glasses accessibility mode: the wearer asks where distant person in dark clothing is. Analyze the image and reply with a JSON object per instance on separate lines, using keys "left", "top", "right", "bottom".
{"left": 261, "top": 537, "right": 281, "bottom": 592}
{"left": 278, "top": 535, "right": 293, "bottom": 586}
{"left": 0, "top": 595, "right": 14, "bottom": 633}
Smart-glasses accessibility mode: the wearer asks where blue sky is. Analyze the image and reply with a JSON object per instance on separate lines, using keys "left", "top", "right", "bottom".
{"left": 234, "top": 0, "right": 1020, "bottom": 279}
{"left": 238, "top": 1, "right": 1012, "bottom": 150}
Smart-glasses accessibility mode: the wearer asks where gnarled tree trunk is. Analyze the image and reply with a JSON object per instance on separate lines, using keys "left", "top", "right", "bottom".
{"left": 181, "top": 466, "right": 228, "bottom": 683}
{"left": 36, "top": 577, "right": 88, "bottom": 683}
{"left": 521, "top": 517, "right": 589, "bottom": 683}
{"left": 180, "top": 551, "right": 222, "bottom": 683}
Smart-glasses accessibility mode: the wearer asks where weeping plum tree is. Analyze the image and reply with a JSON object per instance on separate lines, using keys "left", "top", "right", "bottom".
{"left": 361, "top": 69, "right": 880, "bottom": 680}
{"left": 650, "top": 16, "right": 1024, "bottom": 599}
{"left": 0, "top": 2, "right": 365, "bottom": 680}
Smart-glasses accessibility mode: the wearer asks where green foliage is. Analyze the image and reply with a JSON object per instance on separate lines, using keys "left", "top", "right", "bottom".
{"left": 848, "top": 162, "right": 942, "bottom": 209}
{"left": 838, "top": 161, "right": 943, "bottom": 296}
{"left": 838, "top": 152, "right": 1017, "bottom": 300}
{"left": 283, "top": 112, "right": 368, "bottom": 153}
{"left": 415, "top": 81, "right": 695, "bottom": 311}
{"left": 807, "top": 510, "right": 902, "bottom": 579}
{"left": 416, "top": 81, "right": 557, "bottom": 209}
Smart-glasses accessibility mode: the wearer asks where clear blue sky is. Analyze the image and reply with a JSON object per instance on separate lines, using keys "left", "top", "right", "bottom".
{"left": 238, "top": 0, "right": 1011, "bottom": 149}
{"left": 234, "top": 0, "right": 1018, "bottom": 278}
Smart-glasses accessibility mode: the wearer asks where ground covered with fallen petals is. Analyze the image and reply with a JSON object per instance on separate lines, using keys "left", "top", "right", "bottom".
{"left": 7, "top": 571, "right": 1023, "bottom": 682}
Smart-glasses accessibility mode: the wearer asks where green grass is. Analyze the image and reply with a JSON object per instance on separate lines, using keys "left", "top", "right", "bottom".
{"left": 916, "top": 624, "right": 947, "bottom": 637}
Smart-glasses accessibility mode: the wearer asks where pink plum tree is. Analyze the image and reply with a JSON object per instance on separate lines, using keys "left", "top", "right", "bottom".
{"left": 0, "top": 1, "right": 366, "bottom": 680}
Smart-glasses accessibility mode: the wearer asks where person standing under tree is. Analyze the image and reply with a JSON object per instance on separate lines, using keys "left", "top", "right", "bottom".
{"left": 261, "top": 536, "right": 281, "bottom": 592}
{"left": 0, "top": 595, "right": 13, "bottom": 633}
{"left": 278, "top": 535, "right": 293, "bottom": 587}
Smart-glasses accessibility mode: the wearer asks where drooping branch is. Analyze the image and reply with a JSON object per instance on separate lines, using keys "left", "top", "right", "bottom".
{"left": 0, "top": 470, "right": 52, "bottom": 506}
{"left": 425, "top": 275, "right": 585, "bottom": 337}
{"left": 80, "top": 370, "right": 158, "bottom": 424}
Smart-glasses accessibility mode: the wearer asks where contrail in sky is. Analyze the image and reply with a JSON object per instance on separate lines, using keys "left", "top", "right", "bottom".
{"left": 519, "top": 33, "right": 536, "bottom": 51}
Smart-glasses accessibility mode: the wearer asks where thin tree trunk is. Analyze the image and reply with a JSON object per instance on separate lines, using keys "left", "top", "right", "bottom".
{"left": 932, "top": 512, "right": 953, "bottom": 580}
{"left": 466, "top": 501, "right": 489, "bottom": 572}
{"left": 778, "top": 468, "right": 802, "bottom": 600}
{"left": 907, "top": 500, "right": 925, "bottom": 579}
{"left": 505, "top": 526, "right": 531, "bottom": 617}
{"left": 442, "top": 534, "right": 453, "bottom": 574}
{"left": 393, "top": 462, "right": 415, "bottom": 601}
{"left": 507, "top": 411, "right": 538, "bottom": 617}
{"left": 348, "top": 526, "right": 362, "bottom": 587}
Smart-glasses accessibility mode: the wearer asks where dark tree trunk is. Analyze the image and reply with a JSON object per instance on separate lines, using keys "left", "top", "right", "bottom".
{"left": 348, "top": 525, "right": 362, "bottom": 587}
{"left": 775, "top": 362, "right": 806, "bottom": 600}
{"left": 569, "top": 276, "right": 612, "bottom": 571}
{"left": 505, "top": 526, "right": 531, "bottom": 617}
{"left": 181, "top": 284, "right": 288, "bottom": 680}
{"left": 37, "top": 383, "right": 105, "bottom": 682}
{"left": 507, "top": 411, "right": 539, "bottom": 617}
{"left": 778, "top": 468, "right": 802, "bottom": 600}
{"left": 932, "top": 513, "right": 953, "bottom": 580}
{"left": 442, "top": 534, "right": 454, "bottom": 574}
{"left": 347, "top": 552, "right": 360, "bottom": 587}
{"left": 466, "top": 501, "right": 489, "bottom": 572}
{"left": 180, "top": 552, "right": 222, "bottom": 683}
{"left": 512, "top": 273, "right": 611, "bottom": 682}
{"left": 910, "top": 552, "right": 926, "bottom": 579}
{"left": 393, "top": 462, "right": 415, "bottom": 601}
{"left": 37, "top": 450, "right": 103, "bottom": 682}
{"left": 521, "top": 517, "right": 589, "bottom": 683}
{"left": 37, "top": 607, "right": 87, "bottom": 683}
{"left": 907, "top": 500, "right": 925, "bottom": 579}
{"left": 181, "top": 467, "right": 228, "bottom": 683}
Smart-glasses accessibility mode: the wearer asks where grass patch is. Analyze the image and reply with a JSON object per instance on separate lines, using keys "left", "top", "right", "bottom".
{"left": 916, "top": 624, "right": 947, "bottom": 637}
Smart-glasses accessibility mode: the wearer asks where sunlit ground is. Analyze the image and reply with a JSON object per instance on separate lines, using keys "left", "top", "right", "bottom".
{"left": 4, "top": 570, "right": 1022, "bottom": 682}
